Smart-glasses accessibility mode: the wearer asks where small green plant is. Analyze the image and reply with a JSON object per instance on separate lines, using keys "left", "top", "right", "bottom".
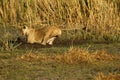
{"left": 0, "top": 24, "right": 21, "bottom": 51}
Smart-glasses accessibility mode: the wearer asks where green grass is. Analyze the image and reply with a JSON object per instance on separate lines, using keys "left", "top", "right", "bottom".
{"left": 0, "top": 43, "right": 120, "bottom": 80}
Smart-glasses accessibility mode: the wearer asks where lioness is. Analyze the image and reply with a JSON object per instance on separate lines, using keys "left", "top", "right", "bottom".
{"left": 22, "top": 26, "right": 61, "bottom": 45}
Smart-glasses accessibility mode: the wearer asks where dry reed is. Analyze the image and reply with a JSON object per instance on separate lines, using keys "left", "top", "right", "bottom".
{"left": 0, "top": 0, "right": 120, "bottom": 49}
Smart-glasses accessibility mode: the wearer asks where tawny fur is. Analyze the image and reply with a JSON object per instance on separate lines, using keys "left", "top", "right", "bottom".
{"left": 22, "top": 26, "right": 61, "bottom": 45}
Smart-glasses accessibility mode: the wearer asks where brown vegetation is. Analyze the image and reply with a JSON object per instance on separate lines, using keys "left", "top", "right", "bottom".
{"left": 95, "top": 72, "right": 120, "bottom": 80}
{"left": 20, "top": 48, "right": 120, "bottom": 64}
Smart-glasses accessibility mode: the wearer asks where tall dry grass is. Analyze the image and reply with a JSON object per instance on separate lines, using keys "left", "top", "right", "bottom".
{"left": 0, "top": 0, "right": 120, "bottom": 44}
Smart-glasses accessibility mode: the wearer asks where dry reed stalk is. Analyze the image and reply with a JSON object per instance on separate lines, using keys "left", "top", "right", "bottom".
{"left": 0, "top": 0, "right": 119, "bottom": 43}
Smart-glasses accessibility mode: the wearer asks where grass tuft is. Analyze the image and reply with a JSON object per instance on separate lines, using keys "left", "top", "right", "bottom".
{"left": 19, "top": 48, "right": 120, "bottom": 64}
{"left": 95, "top": 72, "right": 120, "bottom": 80}
{"left": 20, "top": 53, "right": 39, "bottom": 62}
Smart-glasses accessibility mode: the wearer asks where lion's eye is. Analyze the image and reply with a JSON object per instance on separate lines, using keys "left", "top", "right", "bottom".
{"left": 23, "top": 26, "right": 26, "bottom": 29}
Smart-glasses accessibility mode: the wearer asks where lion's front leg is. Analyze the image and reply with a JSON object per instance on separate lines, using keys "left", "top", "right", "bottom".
{"left": 41, "top": 35, "right": 49, "bottom": 45}
{"left": 27, "top": 34, "right": 35, "bottom": 44}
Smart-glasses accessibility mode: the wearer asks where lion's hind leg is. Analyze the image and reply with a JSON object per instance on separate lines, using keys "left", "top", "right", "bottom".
{"left": 47, "top": 37, "right": 56, "bottom": 45}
